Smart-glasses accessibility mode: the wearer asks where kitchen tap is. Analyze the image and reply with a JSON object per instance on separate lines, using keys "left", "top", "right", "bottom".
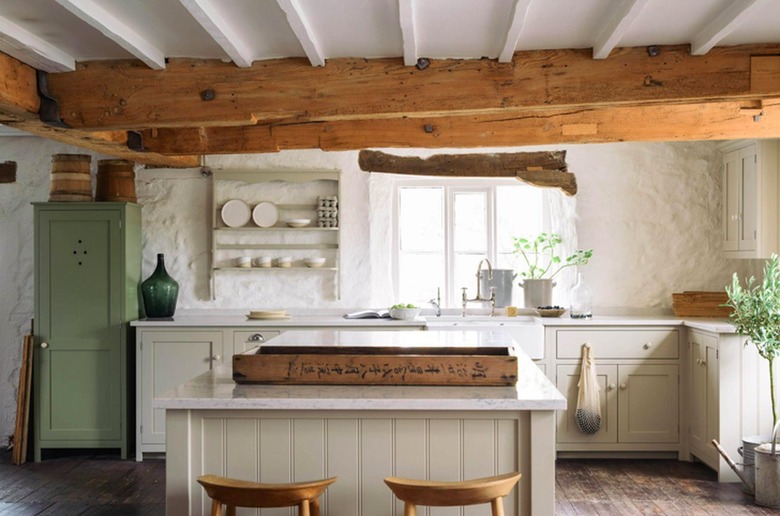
{"left": 429, "top": 287, "right": 441, "bottom": 317}
{"left": 461, "top": 259, "right": 496, "bottom": 316}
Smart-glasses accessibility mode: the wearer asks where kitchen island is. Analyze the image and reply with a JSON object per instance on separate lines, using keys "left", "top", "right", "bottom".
{"left": 155, "top": 330, "right": 565, "bottom": 516}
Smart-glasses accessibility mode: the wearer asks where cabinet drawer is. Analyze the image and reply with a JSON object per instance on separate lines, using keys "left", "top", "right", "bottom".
{"left": 556, "top": 329, "right": 679, "bottom": 359}
{"left": 233, "top": 330, "right": 282, "bottom": 353}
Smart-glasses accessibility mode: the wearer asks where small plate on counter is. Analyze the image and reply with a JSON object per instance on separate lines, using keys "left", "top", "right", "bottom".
{"left": 247, "top": 309, "right": 290, "bottom": 320}
{"left": 252, "top": 202, "right": 279, "bottom": 228}
{"left": 535, "top": 307, "right": 566, "bottom": 318}
{"left": 221, "top": 199, "right": 251, "bottom": 227}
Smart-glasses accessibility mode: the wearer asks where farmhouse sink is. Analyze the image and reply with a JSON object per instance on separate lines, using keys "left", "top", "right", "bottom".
{"left": 423, "top": 315, "right": 544, "bottom": 359}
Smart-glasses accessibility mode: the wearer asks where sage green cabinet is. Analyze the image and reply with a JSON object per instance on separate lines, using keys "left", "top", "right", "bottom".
{"left": 34, "top": 203, "right": 141, "bottom": 461}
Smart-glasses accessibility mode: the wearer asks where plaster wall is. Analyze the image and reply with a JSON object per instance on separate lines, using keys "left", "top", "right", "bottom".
{"left": 0, "top": 137, "right": 764, "bottom": 442}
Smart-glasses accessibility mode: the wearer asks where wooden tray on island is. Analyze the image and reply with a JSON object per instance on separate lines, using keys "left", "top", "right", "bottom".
{"left": 233, "top": 345, "right": 518, "bottom": 386}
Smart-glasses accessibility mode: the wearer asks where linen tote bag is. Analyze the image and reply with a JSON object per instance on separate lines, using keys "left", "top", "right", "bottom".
{"left": 576, "top": 343, "right": 602, "bottom": 434}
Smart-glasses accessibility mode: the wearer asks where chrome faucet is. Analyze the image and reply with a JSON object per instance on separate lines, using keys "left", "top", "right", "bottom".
{"left": 461, "top": 259, "right": 496, "bottom": 316}
{"left": 429, "top": 287, "right": 442, "bottom": 317}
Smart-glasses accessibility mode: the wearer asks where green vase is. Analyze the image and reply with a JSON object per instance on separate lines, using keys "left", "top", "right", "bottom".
{"left": 141, "top": 253, "right": 179, "bottom": 318}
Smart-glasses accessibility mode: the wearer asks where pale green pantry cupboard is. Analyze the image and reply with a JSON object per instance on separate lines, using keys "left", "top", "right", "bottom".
{"left": 33, "top": 202, "right": 141, "bottom": 461}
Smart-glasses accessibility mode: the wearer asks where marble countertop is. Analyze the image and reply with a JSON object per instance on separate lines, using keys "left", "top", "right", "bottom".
{"left": 154, "top": 330, "right": 566, "bottom": 412}
{"left": 131, "top": 310, "right": 736, "bottom": 334}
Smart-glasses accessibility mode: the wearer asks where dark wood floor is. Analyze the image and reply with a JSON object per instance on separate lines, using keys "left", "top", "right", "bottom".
{"left": 0, "top": 451, "right": 775, "bottom": 515}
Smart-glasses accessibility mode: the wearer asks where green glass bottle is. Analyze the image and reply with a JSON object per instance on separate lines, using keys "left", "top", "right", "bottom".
{"left": 141, "top": 253, "right": 179, "bottom": 318}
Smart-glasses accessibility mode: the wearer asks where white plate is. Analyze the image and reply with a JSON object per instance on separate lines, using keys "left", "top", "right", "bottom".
{"left": 221, "top": 199, "right": 251, "bottom": 227}
{"left": 253, "top": 202, "right": 279, "bottom": 228}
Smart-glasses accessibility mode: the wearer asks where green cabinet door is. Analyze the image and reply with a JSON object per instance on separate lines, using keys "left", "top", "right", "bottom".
{"left": 34, "top": 203, "right": 141, "bottom": 461}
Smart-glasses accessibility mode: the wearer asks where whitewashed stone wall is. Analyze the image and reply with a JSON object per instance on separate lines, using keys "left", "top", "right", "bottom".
{"left": 0, "top": 137, "right": 765, "bottom": 442}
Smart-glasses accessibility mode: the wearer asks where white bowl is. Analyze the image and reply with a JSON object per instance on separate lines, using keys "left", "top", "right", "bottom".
{"left": 389, "top": 307, "right": 422, "bottom": 320}
{"left": 285, "top": 218, "right": 311, "bottom": 228}
{"left": 305, "top": 257, "right": 326, "bottom": 268}
{"left": 276, "top": 257, "right": 292, "bottom": 268}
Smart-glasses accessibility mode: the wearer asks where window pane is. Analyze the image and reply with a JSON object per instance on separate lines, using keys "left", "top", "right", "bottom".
{"left": 398, "top": 252, "right": 445, "bottom": 304}
{"left": 453, "top": 253, "right": 484, "bottom": 299}
{"left": 399, "top": 187, "right": 443, "bottom": 252}
{"left": 497, "top": 185, "right": 542, "bottom": 253}
{"left": 453, "top": 192, "right": 487, "bottom": 253}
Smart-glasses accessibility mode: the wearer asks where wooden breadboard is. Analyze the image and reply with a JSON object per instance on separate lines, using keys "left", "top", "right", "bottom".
{"left": 672, "top": 291, "right": 732, "bottom": 317}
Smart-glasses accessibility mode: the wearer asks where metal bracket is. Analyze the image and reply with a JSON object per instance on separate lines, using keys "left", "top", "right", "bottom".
{"left": 127, "top": 131, "right": 145, "bottom": 151}
{"left": 36, "top": 70, "right": 69, "bottom": 127}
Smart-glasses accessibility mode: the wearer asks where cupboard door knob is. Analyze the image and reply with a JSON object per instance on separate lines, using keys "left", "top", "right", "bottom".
{"left": 40, "top": 342, "right": 49, "bottom": 349}
{"left": 212, "top": 354, "right": 222, "bottom": 361}
{"left": 607, "top": 384, "right": 616, "bottom": 391}
{"left": 701, "top": 360, "right": 706, "bottom": 366}
{"left": 696, "top": 358, "right": 701, "bottom": 365}
{"left": 248, "top": 333, "right": 265, "bottom": 342}
{"left": 643, "top": 342, "right": 651, "bottom": 350}
{"left": 620, "top": 383, "right": 627, "bottom": 390}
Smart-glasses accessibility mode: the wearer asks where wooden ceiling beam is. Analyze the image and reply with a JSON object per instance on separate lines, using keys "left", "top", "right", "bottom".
{"left": 690, "top": 0, "right": 770, "bottom": 56}
{"left": 275, "top": 0, "right": 324, "bottom": 67}
{"left": 138, "top": 98, "right": 780, "bottom": 154}
{"left": 498, "top": 0, "right": 532, "bottom": 63}
{"left": 0, "top": 15, "right": 75, "bottom": 72}
{"left": 398, "top": 0, "right": 418, "bottom": 67}
{"left": 179, "top": 0, "right": 253, "bottom": 68}
{"left": 43, "top": 44, "right": 780, "bottom": 131}
{"left": 592, "top": 0, "right": 650, "bottom": 59}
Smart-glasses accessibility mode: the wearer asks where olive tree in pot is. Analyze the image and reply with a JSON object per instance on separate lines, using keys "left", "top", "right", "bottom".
{"left": 725, "top": 253, "right": 780, "bottom": 428}
{"left": 512, "top": 233, "right": 592, "bottom": 310}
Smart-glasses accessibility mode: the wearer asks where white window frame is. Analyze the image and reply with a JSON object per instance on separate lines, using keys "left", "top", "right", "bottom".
{"left": 392, "top": 178, "right": 550, "bottom": 307}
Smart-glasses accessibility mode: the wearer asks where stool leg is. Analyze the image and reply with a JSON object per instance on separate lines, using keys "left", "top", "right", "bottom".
{"left": 299, "top": 500, "right": 310, "bottom": 516}
{"left": 311, "top": 498, "right": 321, "bottom": 516}
{"left": 226, "top": 505, "right": 236, "bottom": 516}
{"left": 210, "top": 499, "right": 222, "bottom": 516}
{"left": 404, "top": 502, "right": 417, "bottom": 516}
{"left": 491, "top": 496, "right": 504, "bottom": 516}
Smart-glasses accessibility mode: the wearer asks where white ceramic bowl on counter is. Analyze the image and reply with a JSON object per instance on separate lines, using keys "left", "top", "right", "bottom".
{"left": 389, "top": 307, "right": 422, "bottom": 320}
{"left": 285, "top": 218, "right": 311, "bottom": 228}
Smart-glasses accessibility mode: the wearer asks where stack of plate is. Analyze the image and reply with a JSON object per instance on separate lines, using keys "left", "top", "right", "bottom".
{"left": 246, "top": 309, "right": 290, "bottom": 320}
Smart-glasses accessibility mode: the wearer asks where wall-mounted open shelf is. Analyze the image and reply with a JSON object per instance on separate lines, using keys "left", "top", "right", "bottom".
{"left": 210, "top": 169, "right": 341, "bottom": 299}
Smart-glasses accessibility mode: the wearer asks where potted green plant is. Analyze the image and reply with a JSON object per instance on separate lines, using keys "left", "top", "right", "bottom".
{"left": 512, "top": 233, "right": 593, "bottom": 309}
{"left": 725, "top": 254, "right": 780, "bottom": 427}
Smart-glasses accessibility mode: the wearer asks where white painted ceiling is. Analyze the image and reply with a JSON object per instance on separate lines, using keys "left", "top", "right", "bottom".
{"left": 1, "top": 0, "right": 779, "bottom": 73}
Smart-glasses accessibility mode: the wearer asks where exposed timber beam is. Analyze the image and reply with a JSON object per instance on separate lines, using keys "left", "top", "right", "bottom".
{"left": 690, "top": 0, "right": 769, "bottom": 56}
{"left": 498, "top": 0, "right": 532, "bottom": 63}
{"left": 0, "top": 15, "right": 75, "bottom": 72}
{"left": 43, "top": 45, "right": 780, "bottom": 131}
{"left": 358, "top": 150, "right": 577, "bottom": 195}
{"left": 0, "top": 52, "right": 40, "bottom": 121}
{"left": 138, "top": 98, "right": 780, "bottom": 155}
{"left": 592, "top": 0, "right": 650, "bottom": 59}
{"left": 179, "top": 0, "right": 253, "bottom": 67}
{"left": 398, "top": 0, "right": 417, "bottom": 67}
{"left": 55, "top": 0, "right": 166, "bottom": 70}
{"left": 275, "top": 0, "right": 324, "bottom": 67}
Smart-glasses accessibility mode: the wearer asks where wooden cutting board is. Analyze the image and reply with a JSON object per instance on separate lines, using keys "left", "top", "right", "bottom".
{"left": 671, "top": 291, "right": 732, "bottom": 317}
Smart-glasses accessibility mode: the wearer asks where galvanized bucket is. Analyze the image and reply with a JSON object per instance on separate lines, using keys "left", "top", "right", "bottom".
{"left": 754, "top": 421, "right": 780, "bottom": 508}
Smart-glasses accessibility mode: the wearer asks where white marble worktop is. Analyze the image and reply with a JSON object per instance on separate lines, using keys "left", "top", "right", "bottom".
{"left": 131, "top": 309, "right": 736, "bottom": 334}
{"left": 154, "top": 330, "right": 566, "bottom": 411}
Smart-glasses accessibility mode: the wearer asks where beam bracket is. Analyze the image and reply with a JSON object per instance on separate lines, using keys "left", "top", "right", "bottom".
{"left": 127, "top": 131, "right": 146, "bottom": 151}
{"left": 36, "top": 70, "right": 69, "bottom": 128}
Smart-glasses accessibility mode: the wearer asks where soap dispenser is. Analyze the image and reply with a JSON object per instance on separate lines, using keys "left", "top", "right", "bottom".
{"left": 570, "top": 272, "right": 592, "bottom": 319}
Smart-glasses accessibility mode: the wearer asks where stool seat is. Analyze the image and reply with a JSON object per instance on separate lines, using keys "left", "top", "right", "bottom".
{"left": 384, "top": 472, "right": 521, "bottom": 516}
{"left": 197, "top": 475, "right": 336, "bottom": 516}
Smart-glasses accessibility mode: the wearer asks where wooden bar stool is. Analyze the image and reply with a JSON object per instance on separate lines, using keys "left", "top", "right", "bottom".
{"left": 384, "top": 472, "right": 521, "bottom": 516}
{"left": 196, "top": 474, "right": 337, "bottom": 516}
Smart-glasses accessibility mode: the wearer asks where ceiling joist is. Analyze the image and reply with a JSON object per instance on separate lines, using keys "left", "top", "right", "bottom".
{"left": 55, "top": 0, "right": 166, "bottom": 70}
{"left": 179, "top": 0, "right": 253, "bottom": 68}
{"left": 0, "top": 15, "right": 75, "bottom": 72}
{"left": 592, "top": 0, "right": 650, "bottom": 59}
{"left": 398, "top": 0, "right": 418, "bottom": 67}
{"left": 498, "top": 0, "right": 532, "bottom": 63}
{"left": 43, "top": 44, "right": 780, "bottom": 131}
{"left": 690, "top": 0, "right": 769, "bottom": 56}
{"left": 275, "top": 0, "right": 324, "bottom": 67}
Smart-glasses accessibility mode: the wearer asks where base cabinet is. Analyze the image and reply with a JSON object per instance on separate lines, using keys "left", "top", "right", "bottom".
{"left": 688, "top": 330, "right": 720, "bottom": 468}
{"left": 136, "top": 330, "right": 225, "bottom": 459}
{"left": 548, "top": 327, "right": 680, "bottom": 453}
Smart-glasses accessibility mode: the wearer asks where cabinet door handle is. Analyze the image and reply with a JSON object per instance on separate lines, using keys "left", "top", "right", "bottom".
{"left": 212, "top": 354, "right": 222, "bottom": 361}
{"left": 696, "top": 358, "right": 701, "bottom": 365}
{"left": 607, "top": 383, "right": 616, "bottom": 391}
{"left": 248, "top": 333, "right": 265, "bottom": 342}
{"left": 700, "top": 360, "right": 706, "bottom": 366}
{"left": 619, "top": 383, "right": 627, "bottom": 390}
{"left": 643, "top": 342, "right": 651, "bottom": 350}
{"left": 40, "top": 342, "right": 49, "bottom": 349}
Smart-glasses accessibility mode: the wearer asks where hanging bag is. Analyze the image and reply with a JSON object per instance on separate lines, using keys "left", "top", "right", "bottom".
{"left": 576, "top": 343, "right": 602, "bottom": 434}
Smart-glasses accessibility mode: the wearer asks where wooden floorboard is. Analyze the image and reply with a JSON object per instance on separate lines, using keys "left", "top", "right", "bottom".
{"left": 1, "top": 450, "right": 778, "bottom": 515}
